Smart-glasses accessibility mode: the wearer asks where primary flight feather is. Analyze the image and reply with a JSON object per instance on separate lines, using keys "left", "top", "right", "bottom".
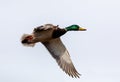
{"left": 21, "top": 24, "right": 86, "bottom": 78}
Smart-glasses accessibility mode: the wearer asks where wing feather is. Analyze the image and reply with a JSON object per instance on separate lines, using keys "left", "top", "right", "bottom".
{"left": 42, "top": 38, "right": 80, "bottom": 78}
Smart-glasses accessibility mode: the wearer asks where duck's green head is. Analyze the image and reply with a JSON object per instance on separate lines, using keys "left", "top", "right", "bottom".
{"left": 65, "top": 25, "right": 86, "bottom": 31}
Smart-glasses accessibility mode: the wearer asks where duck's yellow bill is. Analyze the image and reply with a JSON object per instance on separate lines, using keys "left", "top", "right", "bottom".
{"left": 79, "top": 27, "right": 87, "bottom": 31}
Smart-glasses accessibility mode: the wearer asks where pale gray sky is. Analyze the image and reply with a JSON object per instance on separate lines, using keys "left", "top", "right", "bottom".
{"left": 0, "top": 0, "right": 120, "bottom": 82}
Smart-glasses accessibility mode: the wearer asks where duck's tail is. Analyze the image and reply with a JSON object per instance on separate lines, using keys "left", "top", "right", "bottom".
{"left": 21, "top": 34, "right": 35, "bottom": 47}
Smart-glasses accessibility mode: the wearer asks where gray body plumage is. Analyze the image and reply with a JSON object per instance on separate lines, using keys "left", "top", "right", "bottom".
{"left": 21, "top": 24, "right": 80, "bottom": 78}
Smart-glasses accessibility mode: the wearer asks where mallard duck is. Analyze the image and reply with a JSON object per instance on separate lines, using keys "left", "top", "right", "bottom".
{"left": 21, "top": 24, "right": 86, "bottom": 78}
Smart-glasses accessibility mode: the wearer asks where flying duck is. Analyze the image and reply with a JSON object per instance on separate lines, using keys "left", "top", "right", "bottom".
{"left": 21, "top": 24, "right": 86, "bottom": 78}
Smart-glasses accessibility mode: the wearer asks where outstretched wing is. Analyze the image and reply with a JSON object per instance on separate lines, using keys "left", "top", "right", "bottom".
{"left": 42, "top": 38, "right": 80, "bottom": 78}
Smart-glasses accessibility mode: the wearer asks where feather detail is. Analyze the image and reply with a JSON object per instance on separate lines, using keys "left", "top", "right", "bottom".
{"left": 21, "top": 34, "right": 35, "bottom": 47}
{"left": 42, "top": 38, "right": 80, "bottom": 78}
